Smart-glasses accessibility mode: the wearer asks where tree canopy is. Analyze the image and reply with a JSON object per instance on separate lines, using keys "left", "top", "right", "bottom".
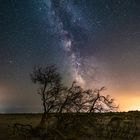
{"left": 30, "top": 65, "right": 118, "bottom": 118}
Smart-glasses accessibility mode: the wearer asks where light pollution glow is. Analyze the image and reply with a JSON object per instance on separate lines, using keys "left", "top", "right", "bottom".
{"left": 115, "top": 93, "right": 140, "bottom": 112}
{"left": 0, "top": 85, "right": 140, "bottom": 112}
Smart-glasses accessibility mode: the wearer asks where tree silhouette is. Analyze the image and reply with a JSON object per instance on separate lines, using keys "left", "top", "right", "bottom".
{"left": 57, "top": 81, "right": 84, "bottom": 113}
{"left": 30, "top": 64, "right": 118, "bottom": 130}
{"left": 83, "top": 87, "right": 118, "bottom": 113}
{"left": 30, "top": 65, "right": 62, "bottom": 119}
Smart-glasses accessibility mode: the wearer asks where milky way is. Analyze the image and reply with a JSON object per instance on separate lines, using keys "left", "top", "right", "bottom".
{"left": 40, "top": 0, "right": 103, "bottom": 88}
{"left": 50, "top": 0, "right": 86, "bottom": 86}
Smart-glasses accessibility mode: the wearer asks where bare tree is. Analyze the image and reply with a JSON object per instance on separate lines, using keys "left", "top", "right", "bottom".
{"left": 31, "top": 65, "right": 117, "bottom": 115}
{"left": 30, "top": 65, "right": 62, "bottom": 119}
{"left": 83, "top": 87, "right": 118, "bottom": 113}
{"left": 58, "top": 81, "right": 84, "bottom": 113}
{"left": 57, "top": 84, "right": 118, "bottom": 114}
{"left": 30, "top": 65, "right": 118, "bottom": 133}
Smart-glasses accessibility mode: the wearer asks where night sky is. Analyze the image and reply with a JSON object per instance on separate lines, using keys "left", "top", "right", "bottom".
{"left": 0, "top": 0, "right": 140, "bottom": 113}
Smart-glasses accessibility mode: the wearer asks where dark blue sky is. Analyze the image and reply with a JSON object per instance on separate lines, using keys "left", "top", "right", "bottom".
{"left": 0, "top": 0, "right": 140, "bottom": 112}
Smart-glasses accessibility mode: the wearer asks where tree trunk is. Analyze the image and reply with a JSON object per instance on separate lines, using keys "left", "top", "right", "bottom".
{"left": 42, "top": 82, "right": 47, "bottom": 118}
{"left": 42, "top": 93, "right": 47, "bottom": 118}
{"left": 38, "top": 113, "right": 48, "bottom": 129}
{"left": 38, "top": 82, "right": 48, "bottom": 128}
{"left": 89, "top": 94, "right": 99, "bottom": 113}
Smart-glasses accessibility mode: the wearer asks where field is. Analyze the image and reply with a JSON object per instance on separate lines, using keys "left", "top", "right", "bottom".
{"left": 0, "top": 112, "right": 140, "bottom": 140}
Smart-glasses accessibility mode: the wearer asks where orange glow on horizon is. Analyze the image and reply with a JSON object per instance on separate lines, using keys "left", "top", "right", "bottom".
{"left": 114, "top": 92, "right": 140, "bottom": 112}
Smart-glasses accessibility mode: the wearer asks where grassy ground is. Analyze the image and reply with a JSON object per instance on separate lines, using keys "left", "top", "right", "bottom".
{"left": 0, "top": 112, "right": 139, "bottom": 140}
{"left": 0, "top": 114, "right": 41, "bottom": 140}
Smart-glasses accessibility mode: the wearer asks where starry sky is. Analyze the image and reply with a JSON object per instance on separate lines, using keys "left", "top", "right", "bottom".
{"left": 0, "top": 0, "right": 140, "bottom": 113}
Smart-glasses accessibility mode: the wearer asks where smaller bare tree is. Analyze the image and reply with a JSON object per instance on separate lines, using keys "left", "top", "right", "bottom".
{"left": 58, "top": 81, "right": 84, "bottom": 113}
{"left": 83, "top": 87, "right": 118, "bottom": 113}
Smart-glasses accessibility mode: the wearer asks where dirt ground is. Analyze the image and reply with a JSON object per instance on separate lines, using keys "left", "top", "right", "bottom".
{"left": 0, "top": 112, "right": 139, "bottom": 140}
{"left": 0, "top": 114, "right": 41, "bottom": 140}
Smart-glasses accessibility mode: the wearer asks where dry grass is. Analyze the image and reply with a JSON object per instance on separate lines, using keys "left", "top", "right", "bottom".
{"left": 0, "top": 112, "right": 139, "bottom": 140}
